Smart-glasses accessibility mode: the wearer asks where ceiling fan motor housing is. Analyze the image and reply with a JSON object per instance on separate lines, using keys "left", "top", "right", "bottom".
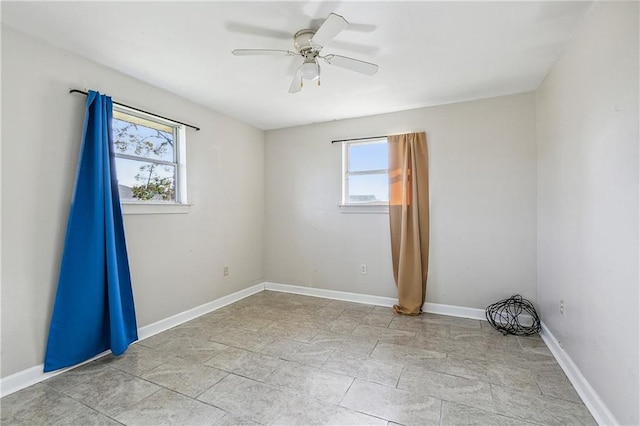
{"left": 294, "top": 29, "right": 318, "bottom": 56}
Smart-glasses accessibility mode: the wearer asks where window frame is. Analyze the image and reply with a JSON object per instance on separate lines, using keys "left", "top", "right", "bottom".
{"left": 340, "top": 138, "right": 389, "bottom": 213}
{"left": 111, "top": 105, "right": 189, "bottom": 214}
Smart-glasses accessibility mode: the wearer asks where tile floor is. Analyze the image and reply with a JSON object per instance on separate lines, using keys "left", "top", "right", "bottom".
{"left": 1, "top": 291, "right": 596, "bottom": 425}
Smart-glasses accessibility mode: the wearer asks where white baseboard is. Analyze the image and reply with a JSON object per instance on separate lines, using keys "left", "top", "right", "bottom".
{"left": 263, "top": 282, "right": 397, "bottom": 307}
{"left": 422, "top": 301, "right": 486, "bottom": 320}
{"left": 0, "top": 282, "right": 265, "bottom": 398}
{"left": 540, "top": 322, "right": 618, "bottom": 426}
{"left": 263, "top": 282, "right": 487, "bottom": 320}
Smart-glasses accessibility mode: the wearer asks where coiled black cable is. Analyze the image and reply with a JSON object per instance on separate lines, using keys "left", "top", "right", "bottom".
{"left": 485, "top": 294, "right": 541, "bottom": 336}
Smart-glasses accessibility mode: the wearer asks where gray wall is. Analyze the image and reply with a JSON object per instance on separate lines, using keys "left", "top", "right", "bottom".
{"left": 536, "top": 2, "right": 639, "bottom": 424}
{"left": 1, "top": 27, "right": 265, "bottom": 377}
{"left": 264, "top": 93, "right": 537, "bottom": 309}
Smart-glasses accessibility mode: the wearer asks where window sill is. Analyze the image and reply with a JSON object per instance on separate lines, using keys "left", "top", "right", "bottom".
{"left": 338, "top": 204, "right": 389, "bottom": 214}
{"left": 122, "top": 202, "right": 191, "bottom": 215}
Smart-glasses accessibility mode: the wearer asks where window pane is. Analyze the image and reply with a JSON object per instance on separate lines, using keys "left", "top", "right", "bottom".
{"left": 115, "top": 157, "right": 176, "bottom": 202}
{"left": 112, "top": 117, "right": 174, "bottom": 162}
{"left": 347, "top": 174, "right": 389, "bottom": 203}
{"left": 349, "top": 141, "right": 388, "bottom": 172}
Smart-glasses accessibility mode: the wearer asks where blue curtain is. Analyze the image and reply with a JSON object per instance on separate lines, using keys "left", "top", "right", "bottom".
{"left": 44, "top": 91, "right": 138, "bottom": 372}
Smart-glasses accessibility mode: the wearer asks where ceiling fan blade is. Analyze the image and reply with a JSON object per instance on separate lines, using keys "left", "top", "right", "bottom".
{"left": 288, "top": 56, "right": 305, "bottom": 77}
{"left": 232, "top": 49, "right": 297, "bottom": 56}
{"left": 288, "top": 69, "right": 302, "bottom": 93}
{"left": 322, "top": 54, "right": 378, "bottom": 76}
{"left": 311, "top": 13, "right": 349, "bottom": 47}
{"left": 329, "top": 40, "right": 380, "bottom": 56}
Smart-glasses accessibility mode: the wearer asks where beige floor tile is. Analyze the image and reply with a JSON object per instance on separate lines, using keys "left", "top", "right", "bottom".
{"left": 287, "top": 306, "right": 345, "bottom": 322}
{"left": 98, "top": 343, "right": 184, "bottom": 376}
{"left": 498, "top": 348, "right": 559, "bottom": 372}
{"left": 322, "top": 350, "right": 404, "bottom": 387}
{"left": 324, "top": 300, "right": 375, "bottom": 313}
{"left": 441, "top": 401, "right": 537, "bottom": 425}
{"left": 412, "top": 334, "right": 492, "bottom": 361}
{"left": 197, "top": 310, "right": 229, "bottom": 323}
{"left": 138, "top": 328, "right": 187, "bottom": 349}
{"left": 336, "top": 310, "right": 395, "bottom": 328}
{"left": 340, "top": 379, "right": 441, "bottom": 426}
{"left": 310, "top": 331, "right": 378, "bottom": 355}
{"left": 213, "top": 315, "right": 275, "bottom": 332}
{"left": 115, "top": 388, "right": 225, "bottom": 425}
{"left": 43, "top": 360, "right": 114, "bottom": 393}
{"left": 141, "top": 360, "right": 228, "bottom": 397}
{"left": 205, "top": 346, "right": 286, "bottom": 381}
{"left": 1, "top": 291, "right": 592, "bottom": 426}
{"left": 142, "top": 333, "right": 230, "bottom": 363}
{"left": 398, "top": 365, "right": 494, "bottom": 409}
{"left": 534, "top": 367, "right": 583, "bottom": 403}
{"left": 260, "top": 338, "right": 335, "bottom": 367}
{"left": 265, "top": 361, "right": 354, "bottom": 404}
{"left": 421, "top": 313, "right": 482, "bottom": 329}
{"left": 295, "top": 316, "right": 362, "bottom": 334}
{"left": 213, "top": 413, "right": 261, "bottom": 425}
{"left": 448, "top": 326, "right": 515, "bottom": 345}
{"left": 351, "top": 324, "right": 416, "bottom": 343}
{"left": 490, "top": 384, "right": 596, "bottom": 425}
{"left": 1, "top": 383, "right": 119, "bottom": 426}
{"left": 172, "top": 314, "right": 224, "bottom": 333}
{"left": 197, "top": 374, "right": 303, "bottom": 424}
{"left": 445, "top": 355, "right": 541, "bottom": 393}
{"left": 371, "top": 341, "right": 447, "bottom": 371}
{"left": 207, "top": 326, "right": 276, "bottom": 352}
{"left": 387, "top": 316, "right": 451, "bottom": 337}
{"left": 64, "top": 368, "right": 161, "bottom": 417}
{"left": 272, "top": 395, "right": 387, "bottom": 425}
{"left": 370, "top": 305, "right": 399, "bottom": 316}
{"left": 518, "top": 335, "right": 554, "bottom": 356}
{"left": 261, "top": 321, "right": 319, "bottom": 342}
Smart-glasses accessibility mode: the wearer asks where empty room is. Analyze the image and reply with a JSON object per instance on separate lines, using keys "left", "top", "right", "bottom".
{"left": 1, "top": 1, "right": 638, "bottom": 425}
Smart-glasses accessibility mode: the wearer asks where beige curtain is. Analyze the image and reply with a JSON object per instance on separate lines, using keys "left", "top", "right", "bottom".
{"left": 388, "top": 132, "right": 429, "bottom": 315}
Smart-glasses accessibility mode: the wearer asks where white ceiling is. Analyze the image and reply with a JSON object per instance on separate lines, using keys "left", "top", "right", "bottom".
{"left": 2, "top": 1, "right": 593, "bottom": 130}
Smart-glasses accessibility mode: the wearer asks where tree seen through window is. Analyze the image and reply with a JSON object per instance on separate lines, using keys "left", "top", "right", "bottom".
{"left": 112, "top": 109, "right": 179, "bottom": 202}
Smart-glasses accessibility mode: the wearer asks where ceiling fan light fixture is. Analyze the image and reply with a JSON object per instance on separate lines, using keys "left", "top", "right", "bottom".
{"left": 300, "top": 60, "right": 319, "bottom": 80}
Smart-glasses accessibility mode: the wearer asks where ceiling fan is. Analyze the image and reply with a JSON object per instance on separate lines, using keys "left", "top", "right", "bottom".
{"left": 231, "top": 13, "right": 379, "bottom": 93}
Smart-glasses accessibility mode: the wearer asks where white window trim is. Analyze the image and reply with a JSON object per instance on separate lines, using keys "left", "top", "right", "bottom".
{"left": 112, "top": 105, "right": 190, "bottom": 214}
{"left": 338, "top": 204, "right": 389, "bottom": 214}
{"left": 339, "top": 138, "right": 389, "bottom": 214}
{"left": 122, "top": 202, "right": 191, "bottom": 215}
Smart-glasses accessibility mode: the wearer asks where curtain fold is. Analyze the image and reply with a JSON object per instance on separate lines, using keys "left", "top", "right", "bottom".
{"left": 44, "top": 90, "right": 137, "bottom": 372}
{"left": 388, "top": 132, "right": 429, "bottom": 315}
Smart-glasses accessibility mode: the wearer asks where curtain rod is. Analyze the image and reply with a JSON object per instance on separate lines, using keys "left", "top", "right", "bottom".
{"left": 69, "top": 89, "right": 200, "bottom": 131}
{"left": 331, "top": 135, "right": 387, "bottom": 144}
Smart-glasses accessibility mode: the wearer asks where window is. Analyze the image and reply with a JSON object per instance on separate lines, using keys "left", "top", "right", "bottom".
{"left": 112, "top": 106, "right": 187, "bottom": 206}
{"left": 341, "top": 138, "right": 389, "bottom": 211}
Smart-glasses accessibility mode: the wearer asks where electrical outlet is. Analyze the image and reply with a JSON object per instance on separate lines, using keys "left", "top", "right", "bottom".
{"left": 560, "top": 299, "right": 565, "bottom": 315}
{"left": 360, "top": 264, "right": 367, "bottom": 274}
{"left": 223, "top": 266, "right": 229, "bottom": 277}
